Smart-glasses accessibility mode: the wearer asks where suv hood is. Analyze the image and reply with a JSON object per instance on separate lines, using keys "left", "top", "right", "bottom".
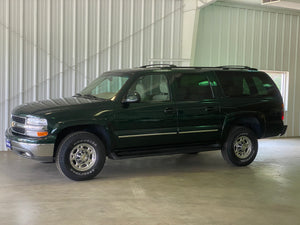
{"left": 12, "top": 97, "right": 109, "bottom": 117}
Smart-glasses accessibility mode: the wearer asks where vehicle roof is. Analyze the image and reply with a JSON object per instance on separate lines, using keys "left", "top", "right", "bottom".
{"left": 103, "top": 64, "right": 259, "bottom": 76}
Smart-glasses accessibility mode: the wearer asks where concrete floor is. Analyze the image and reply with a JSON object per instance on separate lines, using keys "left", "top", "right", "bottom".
{"left": 0, "top": 138, "right": 300, "bottom": 225}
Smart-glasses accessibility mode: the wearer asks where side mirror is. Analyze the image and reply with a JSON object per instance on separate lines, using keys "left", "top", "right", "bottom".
{"left": 122, "top": 92, "right": 141, "bottom": 104}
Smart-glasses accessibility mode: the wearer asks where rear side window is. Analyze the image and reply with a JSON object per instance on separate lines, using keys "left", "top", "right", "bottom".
{"left": 173, "top": 72, "right": 214, "bottom": 101}
{"left": 216, "top": 71, "right": 279, "bottom": 97}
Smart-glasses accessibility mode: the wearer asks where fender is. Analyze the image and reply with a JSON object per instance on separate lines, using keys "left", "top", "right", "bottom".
{"left": 52, "top": 120, "right": 114, "bottom": 158}
{"left": 221, "top": 111, "right": 266, "bottom": 141}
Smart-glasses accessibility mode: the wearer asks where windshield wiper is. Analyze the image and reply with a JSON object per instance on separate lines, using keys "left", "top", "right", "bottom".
{"left": 82, "top": 94, "right": 100, "bottom": 100}
{"left": 73, "top": 93, "right": 100, "bottom": 100}
{"left": 73, "top": 93, "right": 82, "bottom": 97}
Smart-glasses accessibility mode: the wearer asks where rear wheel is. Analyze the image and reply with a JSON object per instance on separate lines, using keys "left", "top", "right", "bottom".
{"left": 221, "top": 126, "right": 258, "bottom": 166}
{"left": 186, "top": 152, "right": 199, "bottom": 155}
{"left": 56, "top": 131, "right": 106, "bottom": 181}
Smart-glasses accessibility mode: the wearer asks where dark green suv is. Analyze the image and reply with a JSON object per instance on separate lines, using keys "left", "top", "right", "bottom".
{"left": 5, "top": 65, "right": 287, "bottom": 181}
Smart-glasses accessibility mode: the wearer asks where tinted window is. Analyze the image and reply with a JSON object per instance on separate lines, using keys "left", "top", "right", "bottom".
{"left": 216, "top": 71, "right": 278, "bottom": 97}
{"left": 173, "top": 72, "right": 213, "bottom": 101}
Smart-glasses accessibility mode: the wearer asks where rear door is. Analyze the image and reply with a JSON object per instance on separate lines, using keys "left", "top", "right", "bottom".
{"left": 172, "top": 71, "right": 223, "bottom": 145}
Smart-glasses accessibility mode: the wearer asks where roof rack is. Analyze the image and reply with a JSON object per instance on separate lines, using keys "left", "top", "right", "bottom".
{"left": 172, "top": 66, "right": 215, "bottom": 69}
{"left": 217, "top": 65, "right": 257, "bottom": 70}
{"left": 140, "top": 64, "right": 177, "bottom": 68}
{"left": 139, "top": 64, "right": 258, "bottom": 71}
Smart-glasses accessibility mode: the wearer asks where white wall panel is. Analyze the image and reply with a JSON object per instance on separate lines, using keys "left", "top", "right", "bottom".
{"left": 0, "top": 0, "right": 183, "bottom": 150}
{"left": 192, "top": 1, "right": 300, "bottom": 137}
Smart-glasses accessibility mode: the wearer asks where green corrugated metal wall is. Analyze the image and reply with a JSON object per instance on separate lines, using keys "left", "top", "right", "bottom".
{"left": 192, "top": 2, "right": 300, "bottom": 137}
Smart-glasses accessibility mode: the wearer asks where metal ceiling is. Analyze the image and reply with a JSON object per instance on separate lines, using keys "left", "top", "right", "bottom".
{"left": 223, "top": 0, "right": 300, "bottom": 10}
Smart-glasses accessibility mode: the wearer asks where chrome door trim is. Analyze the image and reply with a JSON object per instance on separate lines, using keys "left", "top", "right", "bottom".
{"left": 118, "top": 129, "right": 218, "bottom": 138}
{"left": 118, "top": 132, "right": 177, "bottom": 139}
{"left": 179, "top": 129, "right": 218, "bottom": 134}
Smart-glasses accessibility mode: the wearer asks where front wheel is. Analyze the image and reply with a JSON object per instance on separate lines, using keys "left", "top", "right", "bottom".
{"left": 221, "top": 126, "right": 258, "bottom": 166}
{"left": 56, "top": 131, "right": 106, "bottom": 181}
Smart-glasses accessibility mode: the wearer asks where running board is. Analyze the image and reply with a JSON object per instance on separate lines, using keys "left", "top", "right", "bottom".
{"left": 111, "top": 144, "right": 221, "bottom": 159}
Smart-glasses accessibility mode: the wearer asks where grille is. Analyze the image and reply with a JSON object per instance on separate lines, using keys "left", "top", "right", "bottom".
{"left": 12, "top": 115, "right": 26, "bottom": 124}
{"left": 12, "top": 127, "right": 25, "bottom": 135}
{"left": 11, "top": 115, "right": 26, "bottom": 135}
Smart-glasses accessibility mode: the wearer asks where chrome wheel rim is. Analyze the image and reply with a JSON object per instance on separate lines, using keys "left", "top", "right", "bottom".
{"left": 69, "top": 143, "right": 96, "bottom": 171}
{"left": 233, "top": 136, "right": 252, "bottom": 159}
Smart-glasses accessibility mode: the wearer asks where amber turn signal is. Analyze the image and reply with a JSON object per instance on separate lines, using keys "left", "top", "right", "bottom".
{"left": 37, "top": 131, "right": 48, "bottom": 137}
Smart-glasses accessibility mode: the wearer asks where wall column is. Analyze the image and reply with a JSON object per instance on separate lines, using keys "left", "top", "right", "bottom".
{"left": 182, "top": 0, "right": 216, "bottom": 66}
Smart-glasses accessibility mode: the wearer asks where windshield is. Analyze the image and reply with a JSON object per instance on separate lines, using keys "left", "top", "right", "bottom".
{"left": 80, "top": 73, "right": 129, "bottom": 100}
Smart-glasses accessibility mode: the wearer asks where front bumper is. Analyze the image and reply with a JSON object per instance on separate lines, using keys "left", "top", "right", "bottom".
{"left": 6, "top": 128, "right": 54, "bottom": 162}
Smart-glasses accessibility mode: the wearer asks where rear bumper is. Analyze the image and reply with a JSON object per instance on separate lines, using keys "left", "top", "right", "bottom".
{"left": 280, "top": 125, "right": 288, "bottom": 136}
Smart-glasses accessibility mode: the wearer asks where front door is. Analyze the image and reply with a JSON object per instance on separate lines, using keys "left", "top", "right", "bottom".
{"left": 113, "top": 73, "right": 177, "bottom": 149}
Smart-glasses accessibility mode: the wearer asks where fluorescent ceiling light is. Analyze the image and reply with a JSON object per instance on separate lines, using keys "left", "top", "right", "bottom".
{"left": 262, "top": 0, "right": 281, "bottom": 4}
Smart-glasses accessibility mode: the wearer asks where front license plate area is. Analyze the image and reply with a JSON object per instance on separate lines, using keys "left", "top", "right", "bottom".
{"left": 6, "top": 139, "right": 11, "bottom": 150}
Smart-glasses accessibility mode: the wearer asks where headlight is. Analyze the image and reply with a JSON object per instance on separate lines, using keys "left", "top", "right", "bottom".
{"left": 11, "top": 115, "right": 49, "bottom": 137}
{"left": 25, "top": 117, "right": 48, "bottom": 137}
{"left": 25, "top": 130, "right": 49, "bottom": 137}
{"left": 26, "top": 117, "right": 48, "bottom": 126}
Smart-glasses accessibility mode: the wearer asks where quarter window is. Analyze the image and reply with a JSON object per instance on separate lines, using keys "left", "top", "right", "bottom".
{"left": 216, "top": 71, "right": 280, "bottom": 98}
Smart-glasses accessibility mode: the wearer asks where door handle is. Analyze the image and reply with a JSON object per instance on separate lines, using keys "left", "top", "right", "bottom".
{"left": 164, "top": 108, "right": 174, "bottom": 114}
{"left": 205, "top": 106, "right": 217, "bottom": 112}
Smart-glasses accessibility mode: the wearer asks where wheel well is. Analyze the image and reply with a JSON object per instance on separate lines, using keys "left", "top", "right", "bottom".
{"left": 224, "top": 117, "right": 264, "bottom": 140}
{"left": 53, "top": 125, "right": 111, "bottom": 158}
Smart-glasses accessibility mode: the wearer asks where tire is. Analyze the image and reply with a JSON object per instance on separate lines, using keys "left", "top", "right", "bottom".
{"left": 56, "top": 131, "right": 106, "bottom": 181}
{"left": 186, "top": 152, "right": 199, "bottom": 155}
{"left": 221, "top": 126, "right": 258, "bottom": 166}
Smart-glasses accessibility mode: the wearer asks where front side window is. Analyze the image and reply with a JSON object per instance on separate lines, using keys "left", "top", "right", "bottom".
{"left": 173, "top": 72, "right": 213, "bottom": 101}
{"left": 127, "top": 74, "right": 170, "bottom": 102}
{"left": 81, "top": 73, "right": 129, "bottom": 100}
